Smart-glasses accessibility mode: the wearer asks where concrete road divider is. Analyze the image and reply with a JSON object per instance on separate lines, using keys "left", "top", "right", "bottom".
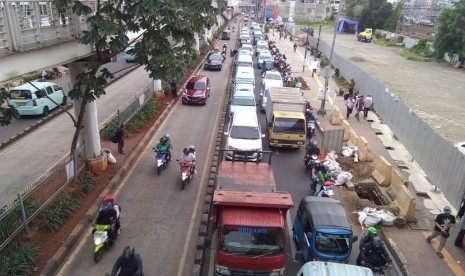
{"left": 372, "top": 156, "right": 392, "bottom": 186}
{"left": 357, "top": 136, "right": 374, "bottom": 162}
{"left": 330, "top": 106, "right": 344, "bottom": 125}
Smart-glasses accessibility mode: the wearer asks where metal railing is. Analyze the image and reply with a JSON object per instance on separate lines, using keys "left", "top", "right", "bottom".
{"left": 0, "top": 142, "right": 86, "bottom": 251}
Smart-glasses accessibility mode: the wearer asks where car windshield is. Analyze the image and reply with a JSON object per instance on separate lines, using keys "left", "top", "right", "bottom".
{"left": 273, "top": 118, "right": 305, "bottom": 134}
{"left": 220, "top": 226, "right": 284, "bottom": 256}
{"left": 8, "top": 89, "right": 32, "bottom": 99}
{"left": 186, "top": 81, "right": 205, "bottom": 90}
{"left": 265, "top": 74, "right": 281, "bottom": 81}
{"left": 232, "top": 97, "right": 255, "bottom": 106}
{"left": 209, "top": 54, "right": 222, "bottom": 61}
{"left": 314, "top": 231, "right": 350, "bottom": 255}
{"left": 260, "top": 54, "right": 271, "bottom": 60}
{"left": 230, "top": 125, "right": 260, "bottom": 139}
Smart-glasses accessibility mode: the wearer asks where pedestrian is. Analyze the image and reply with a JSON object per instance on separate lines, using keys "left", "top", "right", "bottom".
{"left": 349, "top": 78, "right": 356, "bottom": 95}
{"left": 354, "top": 95, "right": 364, "bottom": 121}
{"left": 114, "top": 123, "right": 125, "bottom": 154}
{"left": 426, "top": 206, "right": 456, "bottom": 258}
{"left": 363, "top": 95, "right": 373, "bottom": 119}
{"left": 279, "top": 31, "right": 282, "bottom": 39}
{"left": 261, "top": 60, "right": 267, "bottom": 77}
{"left": 284, "top": 32, "right": 287, "bottom": 40}
{"left": 293, "top": 42, "right": 298, "bottom": 52}
{"left": 302, "top": 57, "right": 308, "bottom": 72}
{"left": 345, "top": 95, "right": 355, "bottom": 119}
{"left": 170, "top": 80, "right": 177, "bottom": 98}
{"left": 454, "top": 196, "right": 465, "bottom": 247}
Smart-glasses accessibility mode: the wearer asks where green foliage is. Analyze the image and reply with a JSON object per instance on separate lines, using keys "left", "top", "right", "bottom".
{"left": 400, "top": 50, "right": 431, "bottom": 62}
{"left": 0, "top": 242, "right": 40, "bottom": 276}
{"left": 200, "top": 42, "right": 210, "bottom": 55}
{"left": 42, "top": 193, "right": 80, "bottom": 232}
{"left": 345, "top": 0, "right": 369, "bottom": 21}
{"left": 0, "top": 92, "right": 19, "bottom": 127}
{"left": 125, "top": 98, "right": 162, "bottom": 133}
{"left": 433, "top": 0, "right": 465, "bottom": 59}
{"left": 373, "top": 38, "right": 400, "bottom": 47}
{"left": 76, "top": 170, "right": 96, "bottom": 195}
{"left": 359, "top": 0, "right": 393, "bottom": 30}
{"left": 400, "top": 38, "right": 432, "bottom": 61}
{"left": 383, "top": 1, "right": 402, "bottom": 32}
{"left": 264, "top": 25, "right": 270, "bottom": 34}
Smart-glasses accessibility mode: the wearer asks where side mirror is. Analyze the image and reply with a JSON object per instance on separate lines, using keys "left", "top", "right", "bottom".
{"left": 268, "top": 122, "right": 272, "bottom": 128}
{"left": 261, "top": 134, "right": 266, "bottom": 138}
{"left": 224, "top": 132, "right": 229, "bottom": 136}
{"left": 352, "top": 235, "right": 358, "bottom": 242}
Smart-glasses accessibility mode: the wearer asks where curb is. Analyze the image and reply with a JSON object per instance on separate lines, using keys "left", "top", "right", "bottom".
{"left": 0, "top": 65, "right": 140, "bottom": 152}
{"left": 40, "top": 57, "right": 204, "bottom": 276}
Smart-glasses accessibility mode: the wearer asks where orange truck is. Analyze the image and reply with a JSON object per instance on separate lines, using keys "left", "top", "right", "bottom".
{"left": 212, "top": 152, "right": 293, "bottom": 276}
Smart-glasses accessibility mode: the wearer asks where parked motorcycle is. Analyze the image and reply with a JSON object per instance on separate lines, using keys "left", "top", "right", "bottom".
{"left": 39, "top": 67, "right": 62, "bottom": 80}
{"left": 314, "top": 180, "right": 335, "bottom": 198}
{"left": 177, "top": 160, "right": 194, "bottom": 190}
{"left": 155, "top": 150, "right": 168, "bottom": 175}
{"left": 92, "top": 224, "right": 114, "bottom": 263}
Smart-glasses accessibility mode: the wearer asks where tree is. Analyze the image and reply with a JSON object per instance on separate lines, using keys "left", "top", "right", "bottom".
{"left": 359, "top": 0, "right": 393, "bottom": 30}
{"left": 345, "top": 0, "right": 368, "bottom": 21}
{"left": 0, "top": 92, "right": 19, "bottom": 126}
{"left": 41, "top": 0, "right": 225, "bottom": 154}
{"left": 433, "top": 0, "right": 465, "bottom": 60}
{"left": 384, "top": 1, "right": 402, "bottom": 32}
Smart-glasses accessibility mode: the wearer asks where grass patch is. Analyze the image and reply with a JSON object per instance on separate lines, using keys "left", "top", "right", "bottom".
{"left": 125, "top": 98, "right": 162, "bottom": 133}
{"left": 400, "top": 50, "right": 431, "bottom": 62}
{"left": 373, "top": 38, "right": 400, "bottom": 47}
{"left": 0, "top": 242, "right": 40, "bottom": 276}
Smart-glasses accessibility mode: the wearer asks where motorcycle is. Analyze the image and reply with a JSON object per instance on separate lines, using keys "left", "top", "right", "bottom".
{"left": 221, "top": 51, "right": 226, "bottom": 63}
{"left": 177, "top": 160, "right": 194, "bottom": 190}
{"left": 314, "top": 180, "right": 335, "bottom": 198}
{"left": 92, "top": 224, "right": 115, "bottom": 263}
{"left": 39, "top": 67, "right": 62, "bottom": 80}
{"left": 306, "top": 117, "right": 316, "bottom": 138}
{"left": 304, "top": 153, "right": 319, "bottom": 173}
{"left": 155, "top": 150, "right": 168, "bottom": 175}
{"left": 284, "top": 73, "right": 294, "bottom": 87}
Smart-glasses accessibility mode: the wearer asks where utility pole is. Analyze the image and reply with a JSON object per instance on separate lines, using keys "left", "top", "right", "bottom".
{"left": 314, "top": 23, "right": 322, "bottom": 61}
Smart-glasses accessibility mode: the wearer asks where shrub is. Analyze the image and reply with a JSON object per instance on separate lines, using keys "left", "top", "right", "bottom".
{"left": 264, "top": 25, "right": 270, "bottom": 34}
{"left": 0, "top": 242, "right": 40, "bottom": 276}
{"left": 125, "top": 98, "right": 162, "bottom": 133}
{"left": 200, "top": 42, "right": 209, "bottom": 55}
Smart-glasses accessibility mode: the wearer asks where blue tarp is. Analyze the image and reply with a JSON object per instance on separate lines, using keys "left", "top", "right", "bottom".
{"left": 337, "top": 19, "right": 358, "bottom": 34}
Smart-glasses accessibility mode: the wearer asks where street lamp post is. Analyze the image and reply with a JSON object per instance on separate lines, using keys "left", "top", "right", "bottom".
{"left": 317, "top": 8, "right": 340, "bottom": 116}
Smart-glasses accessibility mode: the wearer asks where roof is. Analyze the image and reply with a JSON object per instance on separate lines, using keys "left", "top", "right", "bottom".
{"left": 300, "top": 196, "right": 351, "bottom": 230}
{"left": 187, "top": 75, "right": 207, "bottom": 84}
{"left": 298, "top": 261, "right": 374, "bottom": 276}
{"left": 216, "top": 162, "right": 275, "bottom": 192}
{"left": 222, "top": 206, "right": 284, "bottom": 228}
{"left": 9, "top": 81, "right": 56, "bottom": 91}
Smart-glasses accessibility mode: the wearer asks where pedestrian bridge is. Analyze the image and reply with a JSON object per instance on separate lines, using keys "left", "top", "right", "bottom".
{"left": 0, "top": 0, "right": 99, "bottom": 82}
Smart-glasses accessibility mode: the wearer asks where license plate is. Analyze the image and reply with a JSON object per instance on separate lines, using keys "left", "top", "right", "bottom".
{"left": 16, "top": 102, "right": 25, "bottom": 106}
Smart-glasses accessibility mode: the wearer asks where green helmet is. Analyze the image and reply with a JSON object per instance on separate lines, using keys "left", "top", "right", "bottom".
{"left": 367, "top": 227, "right": 378, "bottom": 235}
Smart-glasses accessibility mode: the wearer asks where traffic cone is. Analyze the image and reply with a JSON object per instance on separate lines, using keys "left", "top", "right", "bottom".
{"left": 319, "top": 147, "right": 325, "bottom": 161}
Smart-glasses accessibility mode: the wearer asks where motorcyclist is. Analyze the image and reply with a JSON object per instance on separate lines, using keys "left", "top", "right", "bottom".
{"left": 305, "top": 138, "right": 320, "bottom": 156}
{"left": 103, "top": 194, "right": 121, "bottom": 235}
{"left": 232, "top": 26, "right": 235, "bottom": 32}
{"left": 154, "top": 133, "right": 172, "bottom": 161}
{"left": 293, "top": 42, "right": 298, "bottom": 52}
{"left": 357, "top": 228, "right": 393, "bottom": 271}
{"left": 180, "top": 146, "right": 196, "bottom": 174}
{"left": 95, "top": 201, "right": 117, "bottom": 241}
{"left": 111, "top": 246, "right": 143, "bottom": 276}
{"left": 223, "top": 43, "right": 227, "bottom": 53}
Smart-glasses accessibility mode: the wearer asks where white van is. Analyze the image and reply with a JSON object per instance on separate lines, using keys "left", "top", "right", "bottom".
{"left": 296, "top": 261, "right": 374, "bottom": 276}
{"left": 224, "top": 110, "right": 265, "bottom": 162}
{"left": 7, "top": 81, "right": 67, "bottom": 116}
{"left": 236, "top": 54, "right": 253, "bottom": 68}
{"left": 234, "top": 66, "right": 255, "bottom": 87}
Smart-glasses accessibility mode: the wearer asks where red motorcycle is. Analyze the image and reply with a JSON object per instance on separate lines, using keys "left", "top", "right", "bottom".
{"left": 177, "top": 161, "right": 194, "bottom": 190}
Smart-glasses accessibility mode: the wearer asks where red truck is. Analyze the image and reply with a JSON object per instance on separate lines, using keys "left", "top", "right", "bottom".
{"left": 212, "top": 155, "right": 294, "bottom": 276}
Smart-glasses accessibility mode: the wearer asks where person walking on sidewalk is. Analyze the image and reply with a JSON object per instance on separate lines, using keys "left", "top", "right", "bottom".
{"left": 454, "top": 196, "right": 465, "bottom": 247}
{"left": 426, "top": 206, "right": 456, "bottom": 258}
{"left": 345, "top": 95, "right": 355, "bottom": 119}
{"left": 170, "top": 80, "right": 177, "bottom": 98}
{"left": 302, "top": 57, "right": 308, "bottom": 72}
{"left": 349, "top": 78, "right": 356, "bottom": 95}
{"left": 363, "top": 95, "right": 373, "bottom": 119}
{"left": 354, "top": 95, "right": 364, "bottom": 121}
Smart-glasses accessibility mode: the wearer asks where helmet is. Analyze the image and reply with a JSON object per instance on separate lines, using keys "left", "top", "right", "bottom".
{"left": 367, "top": 226, "right": 378, "bottom": 236}
{"left": 160, "top": 137, "right": 167, "bottom": 144}
{"left": 103, "top": 194, "right": 114, "bottom": 204}
{"left": 309, "top": 138, "right": 317, "bottom": 146}
{"left": 183, "top": 147, "right": 189, "bottom": 155}
{"left": 123, "top": 246, "right": 135, "bottom": 259}
{"left": 163, "top": 133, "right": 170, "bottom": 139}
{"left": 443, "top": 206, "right": 452, "bottom": 213}
{"left": 224, "top": 43, "right": 227, "bottom": 46}
{"left": 305, "top": 109, "right": 312, "bottom": 115}
{"left": 102, "top": 201, "right": 113, "bottom": 211}
{"left": 372, "top": 237, "right": 382, "bottom": 248}
{"left": 189, "top": 146, "right": 195, "bottom": 153}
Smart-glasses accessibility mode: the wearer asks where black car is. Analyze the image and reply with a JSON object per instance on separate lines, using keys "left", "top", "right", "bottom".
{"left": 204, "top": 53, "right": 222, "bottom": 71}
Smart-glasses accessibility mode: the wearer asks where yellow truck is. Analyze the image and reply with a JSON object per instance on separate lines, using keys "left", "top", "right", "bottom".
{"left": 265, "top": 87, "right": 306, "bottom": 148}
{"left": 357, "top": 28, "right": 373, "bottom": 43}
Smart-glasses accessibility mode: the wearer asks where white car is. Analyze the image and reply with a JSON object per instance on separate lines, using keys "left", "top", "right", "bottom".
{"left": 241, "top": 27, "right": 248, "bottom": 33}
{"left": 257, "top": 51, "right": 272, "bottom": 68}
{"left": 256, "top": 40, "right": 268, "bottom": 56}
{"left": 229, "top": 83, "right": 256, "bottom": 115}
{"left": 240, "top": 44, "right": 254, "bottom": 56}
{"left": 260, "top": 70, "right": 283, "bottom": 111}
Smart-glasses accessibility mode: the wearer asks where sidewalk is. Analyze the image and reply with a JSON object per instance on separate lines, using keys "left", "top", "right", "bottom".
{"left": 271, "top": 36, "right": 465, "bottom": 275}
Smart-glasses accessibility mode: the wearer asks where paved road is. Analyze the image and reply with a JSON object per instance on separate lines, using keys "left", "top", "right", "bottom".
{"left": 0, "top": 52, "right": 137, "bottom": 144}
{"left": 0, "top": 64, "right": 149, "bottom": 206}
{"left": 315, "top": 28, "right": 465, "bottom": 144}
{"left": 55, "top": 37, "right": 235, "bottom": 276}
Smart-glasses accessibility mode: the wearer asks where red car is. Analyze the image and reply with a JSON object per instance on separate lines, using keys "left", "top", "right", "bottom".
{"left": 182, "top": 75, "right": 210, "bottom": 105}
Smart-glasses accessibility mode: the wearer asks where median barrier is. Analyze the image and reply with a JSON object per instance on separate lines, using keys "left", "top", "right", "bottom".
{"left": 342, "top": 120, "right": 351, "bottom": 142}
{"left": 391, "top": 184, "right": 416, "bottom": 222}
{"left": 357, "top": 136, "right": 373, "bottom": 162}
{"left": 371, "top": 156, "right": 392, "bottom": 186}
{"left": 330, "top": 106, "right": 344, "bottom": 125}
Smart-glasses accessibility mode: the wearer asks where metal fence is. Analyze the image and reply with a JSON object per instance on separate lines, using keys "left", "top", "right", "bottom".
{"left": 310, "top": 36, "right": 465, "bottom": 208}
{"left": 0, "top": 81, "right": 155, "bottom": 251}
{"left": 0, "top": 143, "right": 86, "bottom": 251}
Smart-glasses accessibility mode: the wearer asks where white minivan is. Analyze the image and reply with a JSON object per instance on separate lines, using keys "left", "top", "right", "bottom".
{"left": 224, "top": 110, "right": 265, "bottom": 162}
{"left": 7, "top": 81, "right": 67, "bottom": 116}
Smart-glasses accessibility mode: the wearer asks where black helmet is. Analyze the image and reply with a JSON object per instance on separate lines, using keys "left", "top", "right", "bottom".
{"left": 102, "top": 201, "right": 113, "bottom": 211}
{"left": 189, "top": 146, "right": 195, "bottom": 153}
{"left": 160, "top": 137, "right": 167, "bottom": 143}
{"left": 372, "top": 237, "right": 382, "bottom": 248}
{"left": 123, "top": 246, "right": 135, "bottom": 259}
{"left": 183, "top": 147, "right": 189, "bottom": 155}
